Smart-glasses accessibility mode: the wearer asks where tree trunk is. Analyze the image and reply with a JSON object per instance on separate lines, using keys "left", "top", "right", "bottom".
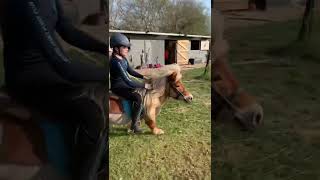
{"left": 298, "top": 0, "right": 315, "bottom": 41}
{"left": 203, "top": 50, "right": 211, "bottom": 76}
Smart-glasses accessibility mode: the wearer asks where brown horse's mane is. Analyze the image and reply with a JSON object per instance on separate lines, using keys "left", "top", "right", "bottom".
{"left": 142, "top": 64, "right": 182, "bottom": 81}
{"left": 213, "top": 9, "right": 240, "bottom": 97}
{"left": 145, "top": 64, "right": 182, "bottom": 97}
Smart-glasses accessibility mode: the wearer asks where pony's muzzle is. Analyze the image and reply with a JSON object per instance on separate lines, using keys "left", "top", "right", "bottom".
{"left": 235, "top": 103, "right": 264, "bottom": 130}
{"left": 184, "top": 95, "right": 193, "bottom": 103}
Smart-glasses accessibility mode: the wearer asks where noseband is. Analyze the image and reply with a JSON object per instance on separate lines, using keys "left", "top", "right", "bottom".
{"left": 167, "top": 81, "right": 188, "bottom": 102}
{"left": 212, "top": 81, "right": 242, "bottom": 113}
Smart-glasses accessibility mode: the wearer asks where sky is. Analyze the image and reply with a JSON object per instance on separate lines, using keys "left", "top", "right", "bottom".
{"left": 199, "top": 0, "right": 211, "bottom": 15}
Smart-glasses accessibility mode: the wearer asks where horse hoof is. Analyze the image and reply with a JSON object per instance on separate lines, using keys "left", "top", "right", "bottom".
{"left": 153, "top": 128, "right": 164, "bottom": 135}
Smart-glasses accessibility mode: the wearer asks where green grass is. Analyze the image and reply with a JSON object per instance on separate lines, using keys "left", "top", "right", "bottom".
{"left": 109, "top": 67, "right": 211, "bottom": 180}
{"left": 214, "top": 19, "right": 320, "bottom": 180}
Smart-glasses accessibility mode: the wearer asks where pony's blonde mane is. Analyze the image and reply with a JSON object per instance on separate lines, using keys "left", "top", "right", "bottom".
{"left": 212, "top": 9, "right": 229, "bottom": 61}
{"left": 139, "top": 64, "right": 182, "bottom": 82}
{"left": 138, "top": 64, "right": 182, "bottom": 98}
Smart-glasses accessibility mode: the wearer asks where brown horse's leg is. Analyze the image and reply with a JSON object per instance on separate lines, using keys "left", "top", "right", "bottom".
{"left": 144, "top": 107, "right": 164, "bottom": 135}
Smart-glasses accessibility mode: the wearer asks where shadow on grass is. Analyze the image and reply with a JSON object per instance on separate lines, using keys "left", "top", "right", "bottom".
{"left": 109, "top": 127, "right": 155, "bottom": 137}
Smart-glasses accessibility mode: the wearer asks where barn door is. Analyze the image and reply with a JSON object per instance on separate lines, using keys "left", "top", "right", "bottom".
{"left": 176, "top": 40, "right": 190, "bottom": 65}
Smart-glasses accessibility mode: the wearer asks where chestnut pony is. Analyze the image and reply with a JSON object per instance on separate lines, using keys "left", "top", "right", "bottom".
{"left": 109, "top": 64, "right": 193, "bottom": 135}
{"left": 212, "top": 10, "right": 263, "bottom": 130}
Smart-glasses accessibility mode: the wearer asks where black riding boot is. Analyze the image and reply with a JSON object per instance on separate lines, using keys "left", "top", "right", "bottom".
{"left": 130, "top": 102, "right": 143, "bottom": 133}
{"left": 72, "top": 127, "right": 108, "bottom": 180}
{"left": 69, "top": 94, "right": 107, "bottom": 180}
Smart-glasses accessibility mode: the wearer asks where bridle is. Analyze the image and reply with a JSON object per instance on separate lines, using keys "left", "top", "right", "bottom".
{"left": 167, "top": 81, "right": 189, "bottom": 102}
{"left": 212, "top": 79, "right": 242, "bottom": 113}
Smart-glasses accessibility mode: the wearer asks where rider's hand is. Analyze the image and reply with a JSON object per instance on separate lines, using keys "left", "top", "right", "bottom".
{"left": 143, "top": 76, "right": 152, "bottom": 84}
{"left": 144, "top": 83, "right": 153, "bottom": 90}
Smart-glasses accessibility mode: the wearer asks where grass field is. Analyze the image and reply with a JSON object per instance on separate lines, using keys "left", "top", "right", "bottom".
{"left": 214, "top": 19, "right": 320, "bottom": 180}
{"left": 109, "top": 68, "right": 211, "bottom": 180}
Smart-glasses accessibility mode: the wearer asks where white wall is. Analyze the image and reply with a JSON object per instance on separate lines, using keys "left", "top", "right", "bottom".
{"left": 128, "top": 39, "right": 164, "bottom": 68}
{"left": 189, "top": 50, "right": 209, "bottom": 63}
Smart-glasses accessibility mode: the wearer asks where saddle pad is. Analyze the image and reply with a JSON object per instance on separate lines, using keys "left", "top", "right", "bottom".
{"left": 110, "top": 89, "right": 146, "bottom": 118}
{"left": 121, "top": 100, "right": 132, "bottom": 118}
{"left": 39, "top": 120, "right": 70, "bottom": 176}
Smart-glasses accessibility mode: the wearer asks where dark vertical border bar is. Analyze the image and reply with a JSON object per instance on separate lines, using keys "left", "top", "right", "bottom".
{"left": 104, "top": 0, "right": 109, "bottom": 179}
{"left": 211, "top": 0, "right": 214, "bottom": 179}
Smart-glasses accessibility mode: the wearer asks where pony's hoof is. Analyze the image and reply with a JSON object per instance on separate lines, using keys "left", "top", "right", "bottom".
{"left": 152, "top": 128, "right": 164, "bottom": 135}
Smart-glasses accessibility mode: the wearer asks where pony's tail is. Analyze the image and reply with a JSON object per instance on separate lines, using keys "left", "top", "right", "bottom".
{"left": 212, "top": 9, "right": 229, "bottom": 61}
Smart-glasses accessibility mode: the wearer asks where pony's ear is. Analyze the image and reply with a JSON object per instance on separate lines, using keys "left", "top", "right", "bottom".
{"left": 168, "top": 72, "right": 178, "bottom": 82}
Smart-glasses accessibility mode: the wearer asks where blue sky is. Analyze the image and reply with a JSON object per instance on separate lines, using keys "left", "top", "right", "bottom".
{"left": 199, "top": 0, "right": 211, "bottom": 15}
{"left": 202, "top": 0, "right": 211, "bottom": 9}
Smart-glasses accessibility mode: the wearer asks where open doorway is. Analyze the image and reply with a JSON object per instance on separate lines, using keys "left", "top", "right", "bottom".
{"left": 165, "top": 40, "right": 177, "bottom": 65}
{"left": 249, "top": 0, "right": 267, "bottom": 10}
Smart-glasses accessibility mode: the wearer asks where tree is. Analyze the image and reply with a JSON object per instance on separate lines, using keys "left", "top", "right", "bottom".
{"left": 203, "top": 49, "right": 211, "bottom": 76}
{"left": 109, "top": 0, "right": 210, "bottom": 35}
{"left": 114, "top": 0, "right": 170, "bottom": 32}
{"left": 298, "top": 0, "right": 315, "bottom": 41}
{"left": 160, "top": 0, "right": 210, "bottom": 35}
{"left": 109, "top": 0, "right": 127, "bottom": 29}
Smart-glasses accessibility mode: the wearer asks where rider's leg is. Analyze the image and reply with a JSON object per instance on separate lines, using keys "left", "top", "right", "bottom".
{"left": 67, "top": 96, "right": 106, "bottom": 180}
{"left": 130, "top": 93, "right": 143, "bottom": 133}
{"left": 112, "top": 88, "right": 143, "bottom": 133}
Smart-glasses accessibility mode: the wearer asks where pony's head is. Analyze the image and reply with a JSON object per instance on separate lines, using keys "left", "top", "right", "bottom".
{"left": 213, "top": 59, "right": 263, "bottom": 130}
{"left": 167, "top": 70, "right": 193, "bottom": 103}
{"left": 141, "top": 64, "right": 193, "bottom": 103}
{"left": 212, "top": 10, "right": 263, "bottom": 130}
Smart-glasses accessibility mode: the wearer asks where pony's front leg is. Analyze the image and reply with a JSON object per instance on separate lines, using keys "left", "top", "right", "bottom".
{"left": 145, "top": 107, "right": 164, "bottom": 135}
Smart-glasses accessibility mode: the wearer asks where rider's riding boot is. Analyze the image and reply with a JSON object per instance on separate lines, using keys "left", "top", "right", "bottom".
{"left": 72, "top": 126, "right": 107, "bottom": 180}
{"left": 131, "top": 102, "right": 143, "bottom": 134}
{"left": 97, "top": 129, "right": 108, "bottom": 176}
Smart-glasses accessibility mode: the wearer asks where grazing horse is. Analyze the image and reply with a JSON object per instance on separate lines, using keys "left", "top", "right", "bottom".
{"left": 212, "top": 10, "right": 264, "bottom": 130}
{"left": 109, "top": 64, "right": 193, "bottom": 135}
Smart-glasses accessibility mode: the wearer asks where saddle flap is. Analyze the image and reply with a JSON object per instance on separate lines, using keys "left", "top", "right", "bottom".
{"left": 109, "top": 92, "right": 133, "bottom": 117}
{"left": 0, "top": 87, "right": 31, "bottom": 120}
{"left": 109, "top": 89, "right": 146, "bottom": 118}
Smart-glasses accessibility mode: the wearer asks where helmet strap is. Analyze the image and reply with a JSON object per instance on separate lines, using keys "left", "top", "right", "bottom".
{"left": 113, "top": 46, "right": 126, "bottom": 59}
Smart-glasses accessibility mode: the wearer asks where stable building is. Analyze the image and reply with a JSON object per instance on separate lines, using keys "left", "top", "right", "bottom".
{"left": 109, "top": 30, "right": 211, "bottom": 69}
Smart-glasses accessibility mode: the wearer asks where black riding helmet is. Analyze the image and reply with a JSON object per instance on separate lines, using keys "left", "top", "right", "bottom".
{"left": 110, "top": 32, "right": 131, "bottom": 48}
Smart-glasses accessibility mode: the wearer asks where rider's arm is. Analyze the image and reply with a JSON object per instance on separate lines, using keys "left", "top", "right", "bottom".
{"left": 126, "top": 60, "right": 144, "bottom": 79}
{"left": 21, "top": 0, "right": 71, "bottom": 67}
{"left": 55, "top": 0, "right": 107, "bottom": 55}
{"left": 20, "top": 0, "right": 107, "bottom": 83}
{"left": 112, "top": 60, "right": 145, "bottom": 88}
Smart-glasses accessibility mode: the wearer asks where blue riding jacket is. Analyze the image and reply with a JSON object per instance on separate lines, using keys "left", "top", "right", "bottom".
{"left": 110, "top": 55, "right": 145, "bottom": 90}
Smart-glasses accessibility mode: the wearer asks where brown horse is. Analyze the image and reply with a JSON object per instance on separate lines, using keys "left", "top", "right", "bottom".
{"left": 212, "top": 10, "right": 263, "bottom": 130}
{"left": 109, "top": 64, "right": 193, "bottom": 135}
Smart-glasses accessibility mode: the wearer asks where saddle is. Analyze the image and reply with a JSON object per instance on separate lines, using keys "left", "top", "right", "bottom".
{"left": 0, "top": 86, "right": 70, "bottom": 174}
{"left": 109, "top": 89, "right": 147, "bottom": 119}
{"left": 0, "top": 85, "right": 107, "bottom": 176}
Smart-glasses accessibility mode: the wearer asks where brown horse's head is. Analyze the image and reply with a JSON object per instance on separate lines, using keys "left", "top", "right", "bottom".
{"left": 167, "top": 71, "right": 193, "bottom": 103}
{"left": 213, "top": 57, "right": 263, "bottom": 130}
{"left": 137, "top": 64, "right": 193, "bottom": 103}
{"left": 212, "top": 10, "right": 263, "bottom": 130}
